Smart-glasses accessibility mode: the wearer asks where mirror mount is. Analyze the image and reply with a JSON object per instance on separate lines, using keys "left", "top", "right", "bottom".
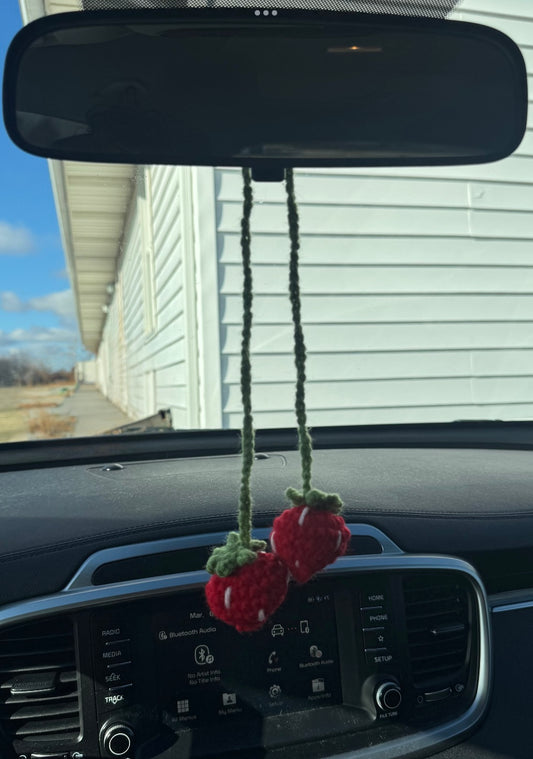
{"left": 251, "top": 167, "right": 287, "bottom": 182}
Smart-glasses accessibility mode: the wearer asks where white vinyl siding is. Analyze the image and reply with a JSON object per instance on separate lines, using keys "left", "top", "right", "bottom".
{"left": 96, "top": 167, "right": 189, "bottom": 424}
{"left": 150, "top": 165, "right": 188, "bottom": 426}
{"left": 215, "top": 1, "right": 533, "bottom": 428}
{"left": 94, "top": 1, "right": 533, "bottom": 430}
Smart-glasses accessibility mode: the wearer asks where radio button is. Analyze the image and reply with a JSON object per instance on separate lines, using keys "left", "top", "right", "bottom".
{"left": 96, "top": 623, "right": 130, "bottom": 641}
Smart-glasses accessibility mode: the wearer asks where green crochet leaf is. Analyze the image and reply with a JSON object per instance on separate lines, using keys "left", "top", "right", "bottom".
{"left": 286, "top": 486, "right": 343, "bottom": 514}
{"left": 206, "top": 531, "right": 267, "bottom": 577}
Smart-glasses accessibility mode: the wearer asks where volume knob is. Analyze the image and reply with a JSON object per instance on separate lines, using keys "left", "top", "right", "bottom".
{"left": 101, "top": 723, "right": 134, "bottom": 757}
{"left": 375, "top": 681, "right": 402, "bottom": 711}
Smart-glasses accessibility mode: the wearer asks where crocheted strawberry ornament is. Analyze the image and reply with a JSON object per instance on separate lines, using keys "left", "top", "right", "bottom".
{"left": 271, "top": 488, "right": 351, "bottom": 584}
{"left": 205, "top": 168, "right": 349, "bottom": 634}
{"left": 206, "top": 170, "right": 288, "bottom": 633}
{"left": 206, "top": 541, "right": 288, "bottom": 632}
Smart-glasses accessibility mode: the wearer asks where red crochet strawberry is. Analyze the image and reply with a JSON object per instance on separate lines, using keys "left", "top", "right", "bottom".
{"left": 270, "top": 488, "right": 350, "bottom": 584}
{"left": 205, "top": 532, "right": 289, "bottom": 632}
{"left": 206, "top": 551, "right": 289, "bottom": 632}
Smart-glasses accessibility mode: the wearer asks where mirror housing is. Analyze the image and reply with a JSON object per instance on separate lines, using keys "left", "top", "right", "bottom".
{"left": 3, "top": 8, "right": 528, "bottom": 171}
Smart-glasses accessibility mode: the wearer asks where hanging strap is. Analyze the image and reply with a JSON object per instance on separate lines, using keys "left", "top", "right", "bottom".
{"left": 284, "top": 168, "right": 343, "bottom": 514}
{"left": 206, "top": 168, "right": 266, "bottom": 577}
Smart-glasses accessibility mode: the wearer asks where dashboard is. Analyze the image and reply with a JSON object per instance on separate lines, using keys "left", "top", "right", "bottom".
{"left": 0, "top": 442, "right": 532, "bottom": 759}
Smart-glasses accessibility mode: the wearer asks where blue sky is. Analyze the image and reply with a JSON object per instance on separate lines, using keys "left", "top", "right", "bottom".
{"left": 0, "top": 2, "right": 82, "bottom": 370}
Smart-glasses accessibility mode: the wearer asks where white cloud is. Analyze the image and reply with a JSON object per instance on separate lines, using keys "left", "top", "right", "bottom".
{"left": 0, "top": 291, "right": 24, "bottom": 312}
{"left": 7, "top": 326, "right": 77, "bottom": 344}
{"left": 29, "top": 290, "right": 76, "bottom": 324}
{"left": 0, "top": 289, "right": 76, "bottom": 325}
{"left": 0, "top": 222, "right": 35, "bottom": 254}
{"left": 7, "top": 327, "right": 77, "bottom": 343}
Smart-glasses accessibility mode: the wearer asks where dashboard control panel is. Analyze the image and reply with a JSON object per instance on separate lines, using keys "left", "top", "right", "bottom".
{"left": 86, "top": 568, "right": 481, "bottom": 758}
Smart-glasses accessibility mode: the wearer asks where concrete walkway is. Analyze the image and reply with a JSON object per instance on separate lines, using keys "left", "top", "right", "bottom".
{"left": 55, "top": 384, "right": 132, "bottom": 437}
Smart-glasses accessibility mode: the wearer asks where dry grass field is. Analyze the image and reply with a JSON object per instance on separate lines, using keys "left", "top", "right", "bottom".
{"left": 0, "top": 384, "right": 76, "bottom": 442}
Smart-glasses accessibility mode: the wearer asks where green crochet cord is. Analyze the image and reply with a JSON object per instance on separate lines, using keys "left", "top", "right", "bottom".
{"left": 206, "top": 168, "right": 265, "bottom": 577}
{"left": 284, "top": 169, "right": 343, "bottom": 515}
{"left": 207, "top": 168, "right": 342, "bottom": 579}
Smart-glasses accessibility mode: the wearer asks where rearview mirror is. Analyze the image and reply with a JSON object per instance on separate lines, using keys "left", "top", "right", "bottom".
{"left": 3, "top": 9, "right": 528, "bottom": 172}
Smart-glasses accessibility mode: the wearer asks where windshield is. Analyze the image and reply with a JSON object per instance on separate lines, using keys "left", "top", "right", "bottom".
{"left": 0, "top": 0, "right": 531, "bottom": 442}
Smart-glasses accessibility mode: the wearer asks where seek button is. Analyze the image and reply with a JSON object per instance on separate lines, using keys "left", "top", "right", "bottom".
{"left": 104, "top": 664, "right": 132, "bottom": 688}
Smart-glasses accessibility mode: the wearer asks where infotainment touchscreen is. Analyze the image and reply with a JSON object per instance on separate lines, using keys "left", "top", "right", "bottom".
{"left": 153, "top": 582, "right": 342, "bottom": 732}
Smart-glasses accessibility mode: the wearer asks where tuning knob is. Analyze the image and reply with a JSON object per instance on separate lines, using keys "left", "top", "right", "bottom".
{"left": 101, "top": 723, "right": 134, "bottom": 757}
{"left": 375, "top": 680, "right": 402, "bottom": 711}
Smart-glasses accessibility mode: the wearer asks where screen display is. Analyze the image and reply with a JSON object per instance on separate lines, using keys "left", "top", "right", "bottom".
{"left": 153, "top": 583, "right": 342, "bottom": 734}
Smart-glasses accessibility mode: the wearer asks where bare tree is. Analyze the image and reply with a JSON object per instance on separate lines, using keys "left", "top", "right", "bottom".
{"left": 0, "top": 355, "right": 74, "bottom": 387}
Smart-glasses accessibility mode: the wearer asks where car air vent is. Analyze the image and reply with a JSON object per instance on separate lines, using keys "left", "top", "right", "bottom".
{"left": 0, "top": 617, "right": 80, "bottom": 745}
{"left": 91, "top": 534, "right": 382, "bottom": 585}
{"left": 404, "top": 573, "right": 470, "bottom": 690}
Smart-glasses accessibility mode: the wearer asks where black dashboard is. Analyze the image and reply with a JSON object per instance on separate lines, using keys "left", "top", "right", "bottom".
{"left": 0, "top": 441, "right": 532, "bottom": 759}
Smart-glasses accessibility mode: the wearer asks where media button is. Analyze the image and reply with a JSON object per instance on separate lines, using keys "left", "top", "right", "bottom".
{"left": 101, "top": 641, "right": 131, "bottom": 665}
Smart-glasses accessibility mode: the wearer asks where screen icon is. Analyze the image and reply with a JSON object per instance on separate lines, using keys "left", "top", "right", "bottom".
{"left": 194, "top": 644, "right": 215, "bottom": 665}
{"left": 177, "top": 699, "right": 190, "bottom": 714}
{"left": 312, "top": 678, "right": 325, "bottom": 694}
{"left": 271, "top": 624, "right": 285, "bottom": 638}
{"left": 269, "top": 684, "right": 282, "bottom": 699}
{"left": 309, "top": 645, "right": 323, "bottom": 659}
{"left": 222, "top": 693, "right": 237, "bottom": 706}
{"left": 300, "top": 620, "right": 310, "bottom": 634}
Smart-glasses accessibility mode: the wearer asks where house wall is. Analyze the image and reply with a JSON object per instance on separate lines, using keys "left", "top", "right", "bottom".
{"left": 215, "top": 2, "right": 533, "bottom": 428}
{"left": 75, "top": 360, "right": 96, "bottom": 384}
{"left": 95, "top": 166, "right": 220, "bottom": 428}
{"left": 96, "top": 167, "right": 190, "bottom": 424}
{"left": 95, "top": 2, "right": 533, "bottom": 430}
